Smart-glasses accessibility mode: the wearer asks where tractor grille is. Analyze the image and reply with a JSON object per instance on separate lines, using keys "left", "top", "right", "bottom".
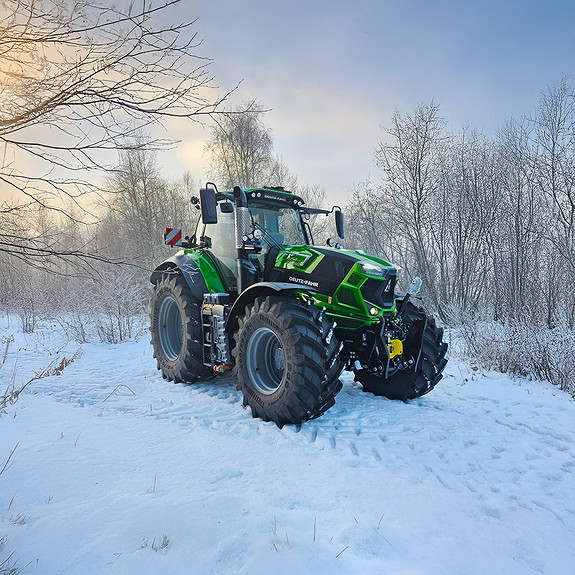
{"left": 360, "top": 274, "right": 396, "bottom": 309}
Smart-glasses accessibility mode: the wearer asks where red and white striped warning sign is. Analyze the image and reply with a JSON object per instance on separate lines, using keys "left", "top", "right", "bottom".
{"left": 164, "top": 228, "right": 182, "bottom": 246}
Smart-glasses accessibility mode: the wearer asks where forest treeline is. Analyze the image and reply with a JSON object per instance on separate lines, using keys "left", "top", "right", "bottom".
{"left": 346, "top": 79, "right": 575, "bottom": 390}
{"left": 1, "top": 80, "right": 575, "bottom": 392}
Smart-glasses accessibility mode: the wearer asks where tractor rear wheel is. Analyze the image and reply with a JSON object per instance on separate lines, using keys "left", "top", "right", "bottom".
{"left": 150, "top": 273, "right": 212, "bottom": 382}
{"left": 356, "top": 301, "right": 447, "bottom": 400}
{"left": 234, "top": 296, "right": 344, "bottom": 427}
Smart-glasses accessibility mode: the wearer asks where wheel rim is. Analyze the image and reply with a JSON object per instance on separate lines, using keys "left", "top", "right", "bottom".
{"left": 246, "top": 327, "right": 285, "bottom": 394}
{"left": 157, "top": 295, "right": 183, "bottom": 361}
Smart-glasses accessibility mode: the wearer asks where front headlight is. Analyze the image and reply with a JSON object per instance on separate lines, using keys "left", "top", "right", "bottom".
{"left": 359, "top": 262, "right": 390, "bottom": 277}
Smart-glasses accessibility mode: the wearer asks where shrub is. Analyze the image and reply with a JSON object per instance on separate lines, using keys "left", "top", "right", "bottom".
{"left": 449, "top": 308, "right": 575, "bottom": 394}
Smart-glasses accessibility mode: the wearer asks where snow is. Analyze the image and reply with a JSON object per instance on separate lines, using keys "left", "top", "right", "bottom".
{"left": 1, "top": 318, "right": 575, "bottom": 574}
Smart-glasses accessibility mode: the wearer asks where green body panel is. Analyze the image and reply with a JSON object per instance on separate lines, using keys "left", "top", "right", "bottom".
{"left": 183, "top": 250, "right": 226, "bottom": 293}
{"left": 333, "top": 262, "right": 396, "bottom": 324}
{"left": 273, "top": 245, "right": 394, "bottom": 274}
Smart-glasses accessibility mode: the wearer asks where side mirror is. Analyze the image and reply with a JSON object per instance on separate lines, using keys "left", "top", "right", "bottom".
{"left": 335, "top": 210, "right": 344, "bottom": 239}
{"left": 199, "top": 187, "right": 218, "bottom": 224}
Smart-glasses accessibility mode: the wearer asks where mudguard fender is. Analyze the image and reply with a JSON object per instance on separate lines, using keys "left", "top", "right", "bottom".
{"left": 150, "top": 253, "right": 208, "bottom": 302}
{"left": 225, "top": 281, "right": 316, "bottom": 336}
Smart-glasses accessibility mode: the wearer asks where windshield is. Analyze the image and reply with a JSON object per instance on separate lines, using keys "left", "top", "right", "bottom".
{"left": 248, "top": 201, "right": 307, "bottom": 247}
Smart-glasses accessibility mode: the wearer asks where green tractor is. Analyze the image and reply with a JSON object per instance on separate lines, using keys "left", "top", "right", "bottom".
{"left": 150, "top": 185, "right": 447, "bottom": 426}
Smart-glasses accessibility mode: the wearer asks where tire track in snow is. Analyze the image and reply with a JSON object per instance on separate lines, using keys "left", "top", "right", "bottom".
{"left": 29, "top": 357, "right": 575, "bottom": 475}
{"left": 17, "top": 337, "right": 575, "bottom": 530}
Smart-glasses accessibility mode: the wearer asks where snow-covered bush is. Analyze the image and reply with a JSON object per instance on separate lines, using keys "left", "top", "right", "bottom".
{"left": 48, "top": 269, "right": 148, "bottom": 344}
{"left": 0, "top": 260, "right": 149, "bottom": 345}
{"left": 89, "top": 267, "right": 148, "bottom": 344}
{"left": 450, "top": 307, "right": 575, "bottom": 394}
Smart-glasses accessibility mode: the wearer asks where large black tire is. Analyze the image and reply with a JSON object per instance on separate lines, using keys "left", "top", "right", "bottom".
{"left": 150, "top": 273, "right": 212, "bottom": 382}
{"left": 356, "top": 302, "right": 447, "bottom": 400}
{"left": 234, "top": 296, "right": 344, "bottom": 427}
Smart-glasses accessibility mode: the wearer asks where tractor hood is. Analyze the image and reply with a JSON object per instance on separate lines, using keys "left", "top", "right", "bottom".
{"left": 268, "top": 245, "right": 398, "bottom": 314}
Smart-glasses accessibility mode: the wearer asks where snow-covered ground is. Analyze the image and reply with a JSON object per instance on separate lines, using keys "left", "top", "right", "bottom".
{"left": 1, "top": 317, "right": 574, "bottom": 574}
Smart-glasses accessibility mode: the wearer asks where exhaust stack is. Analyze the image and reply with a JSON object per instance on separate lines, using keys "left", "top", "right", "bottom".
{"left": 233, "top": 186, "right": 257, "bottom": 294}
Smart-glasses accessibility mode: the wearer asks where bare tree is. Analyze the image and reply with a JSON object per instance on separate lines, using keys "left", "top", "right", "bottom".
{"left": 0, "top": 0, "right": 229, "bottom": 267}
{"left": 532, "top": 78, "right": 575, "bottom": 325}
{"left": 439, "top": 127, "right": 500, "bottom": 313}
{"left": 98, "top": 143, "right": 199, "bottom": 271}
{"left": 374, "top": 103, "right": 448, "bottom": 314}
{"left": 204, "top": 98, "right": 276, "bottom": 189}
{"left": 204, "top": 98, "right": 331, "bottom": 237}
{"left": 345, "top": 179, "right": 398, "bottom": 262}
{"left": 490, "top": 118, "right": 542, "bottom": 321}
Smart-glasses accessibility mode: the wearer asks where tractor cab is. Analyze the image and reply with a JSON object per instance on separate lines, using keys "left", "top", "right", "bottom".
{"left": 193, "top": 186, "right": 340, "bottom": 293}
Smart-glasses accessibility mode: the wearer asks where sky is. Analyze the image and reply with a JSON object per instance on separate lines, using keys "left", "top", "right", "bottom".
{"left": 2, "top": 0, "right": 575, "bottom": 210}
{"left": 159, "top": 0, "right": 575, "bottom": 206}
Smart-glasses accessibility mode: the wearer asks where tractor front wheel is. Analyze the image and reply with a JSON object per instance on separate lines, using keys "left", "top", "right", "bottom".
{"left": 234, "top": 296, "right": 343, "bottom": 427}
{"left": 356, "top": 301, "right": 448, "bottom": 400}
